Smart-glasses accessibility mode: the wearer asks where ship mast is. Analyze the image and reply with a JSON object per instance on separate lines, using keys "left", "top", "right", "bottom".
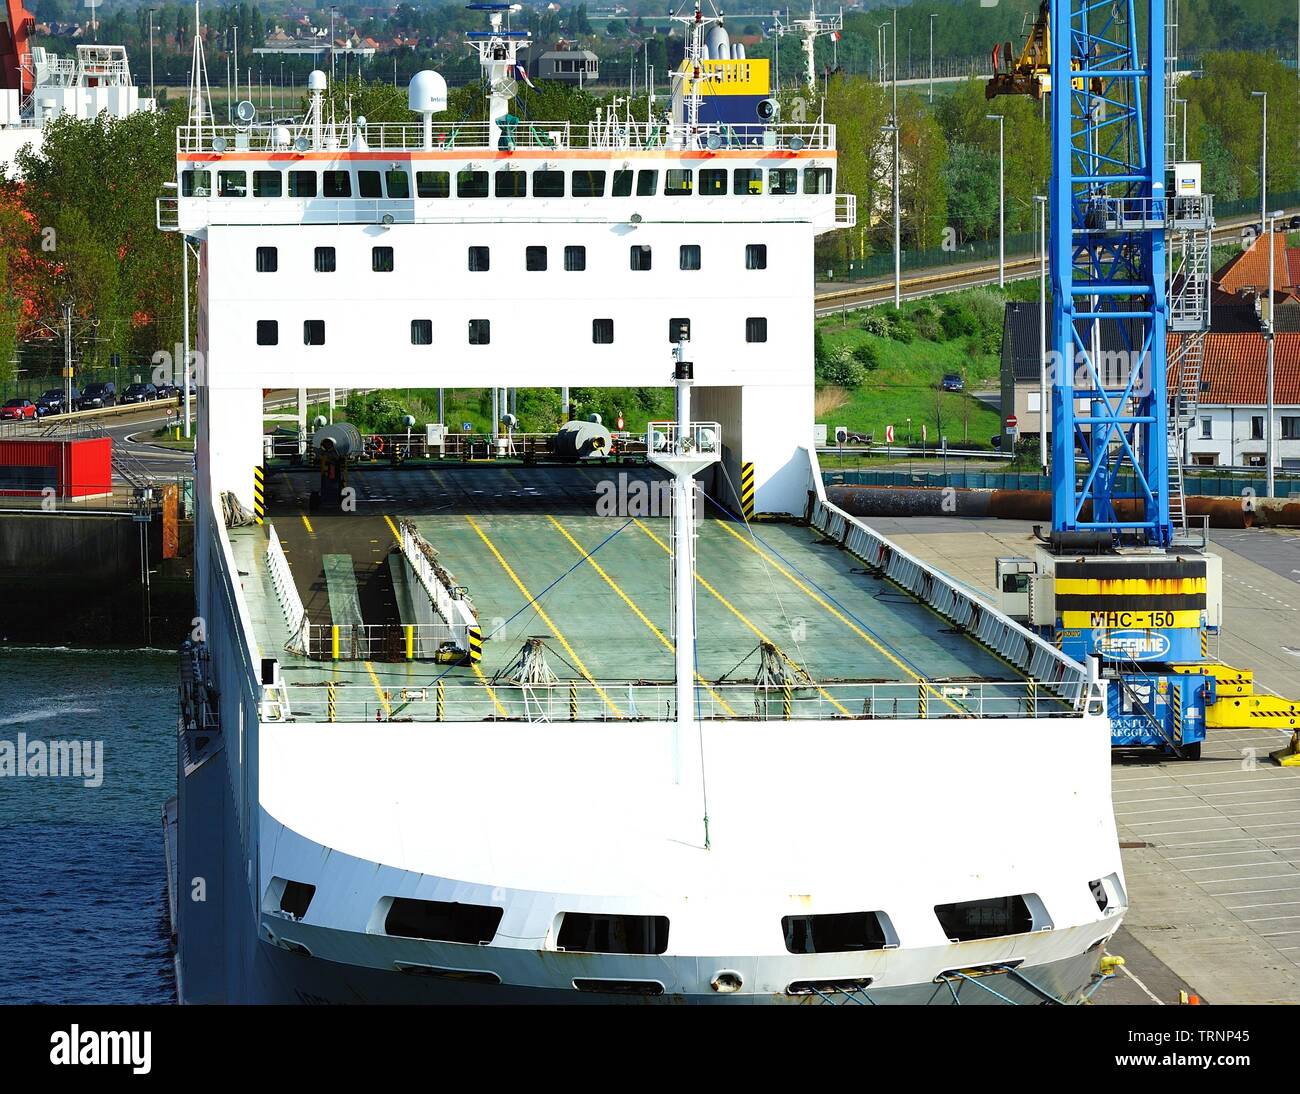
{"left": 466, "top": 2, "right": 530, "bottom": 150}
{"left": 184, "top": 0, "right": 213, "bottom": 152}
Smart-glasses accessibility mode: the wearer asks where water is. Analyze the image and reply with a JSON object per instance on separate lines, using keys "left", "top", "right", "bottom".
{"left": 0, "top": 648, "right": 177, "bottom": 1004}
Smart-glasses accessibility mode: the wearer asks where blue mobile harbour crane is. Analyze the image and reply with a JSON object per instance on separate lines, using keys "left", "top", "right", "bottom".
{"left": 988, "top": 0, "right": 1300, "bottom": 759}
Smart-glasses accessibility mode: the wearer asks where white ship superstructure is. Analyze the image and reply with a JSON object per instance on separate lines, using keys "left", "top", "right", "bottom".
{"left": 162, "top": 4, "right": 1127, "bottom": 1004}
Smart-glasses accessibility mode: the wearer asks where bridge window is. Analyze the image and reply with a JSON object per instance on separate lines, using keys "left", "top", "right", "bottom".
{"left": 745, "top": 317, "right": 767, "bottom": 343}
{"left": 669, "top": 318, "right": 690, "bottom": 342}
{"left": 256, "top": 320, "right": 278, "bottom": 346}
{"left": 556, "top": 912, "right": 669, "bottom": 955}
{"left": 769, "top": 168, "right": 797, "bottom": 195}
{"left": 526, "top": 245, "right": 547, "bottom": 272}
{"left": 664, "top": 169, "right": 693, "bottom": 196}
{"left": 372, "top": 246, "right": 394, "bottom": 272}
{"left": 611, "top": 169, "right": 633, "bottom": 197}
{"left": 564, "top": 245, "right": 586, "bottom": 271}
{"left": 457, "top": 170, "right": 488, "bottom": 198}
{"left": 217, "top": 170, "right": 247, "bottom": 197}
{"left": 180, "top": 169, "right": 211, "bottom": 196}
{"left": 934, "top": 895, "right": 1035, "bottom": 942}
{"left": 745, "top": 243, "right": 767, "bottom": 270}
{"left": 468, "top": 319, "right": 490, "bottom": 345}
{"left": 533, "top": 170, "right": 564, "bottom": 197}
{"left": 323, "top": 170, "right": 351, "bottom": 198}
{"left": 495, "top": 170, "right": 526, "bottom": 198}
{"left": 384, "top": 170, "right": 409, "bottom": 199}
{"left": 572, "top": 170, "right": 606, "bottom": 197}
{"left": 358, "top": 170, "right": 382, "bottom": 198}
{"left": 467, "top": 246, "right": 490, "bottom": 272}
{"left": 416, "top": 171, "right": 450, "bottom": 198}
{"left": 803, "top": 167, "right": 833, "bottom": 195}
{"left": 255, "top": 246, "right": 277, "bottom": 273}
{"left": 383, "top": 898, "right": 503, "bottom": 944}
{"left": 733, "top": 168, "right": 763, "bottom": 195}
{"left": 288, "top": 170, "right": 316, "bottom": 197}
{"left": 278, "top": 880, "right": 315, "bottom": 920}
{"left": 303, "top": 320, "right": 325, "bottom": 346}
{"left": 410, "top": 319, "right": 432, "bottom": 346}
{"left": 782, "top": 911, "right": 890, "bottom": 953}
{"left": 630, "top": 244, "right": 652, "bottom": 271}
{"left": 592, "top": 318, "right": 614, "bottom": 344}
{"left": 314, "top": 246, "right": 336, "bottom": 273}
{"left": 636, "top": 169, "right": 659, "bottom": 196}
{"left": 679, "top": 244, "right": 701, "bottom": 271}
{"left": 252, "top": 170, "right": 282, "bottom": 197}
{"left": 698, "top": 168, "right": 727, "bottom": 195}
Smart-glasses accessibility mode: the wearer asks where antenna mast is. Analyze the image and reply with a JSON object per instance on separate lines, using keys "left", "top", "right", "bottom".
{"left": 185, "top": 0, "right": 213, "bottom": 152}
{"left": 770, "top": 6, "right": 842, "bottom": 93}
{"left": 466, "top": 3, "right": 530, "bottom": 150}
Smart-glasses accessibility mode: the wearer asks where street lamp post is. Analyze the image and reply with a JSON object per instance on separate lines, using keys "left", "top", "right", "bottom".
{"left": 929, "top": 13, "right": 937, "bottom": 103}
{"left": 986, "top": 113, "right": 1005, "bottom": 287}
{"left": 147, "top": 8, "right": 156, "bottom": 103}
{"left": 892, "top": 8, "right": 899, "bottom": 310}
{"left": 1252, "top": 90, "right": 1268, "bottom": 232}
{"left": 1266, "top": 209, "right": 1283, "bottom": 498}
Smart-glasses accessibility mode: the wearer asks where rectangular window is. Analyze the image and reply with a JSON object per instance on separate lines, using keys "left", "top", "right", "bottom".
{"left": 592, "top": 318, "right": 614, "bottom": 344}
{"left": 217, "top": 170, "right": 247, "bottom": 197}
{"left": 357, "top": 170, "right": 382, "bottom": 198}
{"left": 457, "top": 170, "right": 488, "bottom": 198}
{"left": 180, "top": 169, "right": 211, "bottom": 196}
{"left": 314, "top": 246, "right": 336, "bottom": 273}
{"left": 669, "top": 318, "right": 691, "bottom": 342}
{"left": 383, "top": 898, "right": 503, "bottom": 944}
{"left": 494, "top": 170, "right": 526, "bottom": 198}
{"left": 665, "top": 169, "right": 693, "bottom": 195}
{"left": 255, "top": 246, "right": 278, "bottom": 273}
{"left": 1251, "top": 415, "right": 1264, "bottom": 440}
{"left": 782, "top": 912, "right": 889, "bottom": 954}
{"left": 803, "top": 167, "right": 833, "bottom": 194}
{"left": 630, "top": 244, "right": 652, "bottom": 271}
{"left": 1199, "top": 417, "right": 1212, "bottom": 439}
{"left": 679, "top": 244, "right": 701, "bottom": 271}
{"left": 384, "top": 170, "right": 410, "bottom": 199}
{"left": 557, "top": 913, "right": 669, "bottom": 955}
{"left": 468, "top": 319, "right": 490, "bottom": 345}
{"left": 526, "top": 245, "right": 548, "bottom": 271}
{"left": 769, "top": 167, "right": 797, "bottom": 195}
{"left": 288, "top": 170, "right": 317, "bottom": 197}
{"left": 636, "top": 169, "right": 659, "bottom": 196}
{"left": 571, "top": 170, "right": 606, "bottom": 197}
{"left": 372, "top": 246, "right": 394, "bottom": 273}
{"left": 416, "top": 170, "right": 450, "bottom": 198}
{"left": 252, "top": 170, "right": 282, "bottom": 197}
{"left": 934, "top": 895, "right": 1035, "bottom": 942}
{"left": 698, "top": 168, "right": 727, "bottom": 195}
{"left": 745, "top": 243, "right": 768, "bottom": 270}
{"left": 564, "top": 245, "right": 586, "bottom": 271}
{"left": 303, "top": 320, "right": 325, "bottom": 346}
{"left": 733, "top": 167, "right": 763, "bottom": 195}
{"left": 323, "top": 170, "right": 351, "bottom": 197}
{"left": 533, "top": 169, "right": 565, "bottom": 197}
{"left": 410, "top": 319, "right": 432, "bottom": 345}
{"left": 611, "top": 169, "right": 633, "bottom": 197}
{"left": 256, "top": 319, "right": 278, "bottom": 345}
{"left": 745, "top": 316, "right": 768, "bottom": 343}
{"left": 1284, "top": 416, "right": 1300, "bottom": 440}
{"left": 277, "top": 880, "right": 315, "bottom": 920}
{"left": 468, "top": 246, "right": 490, "bottom": 272}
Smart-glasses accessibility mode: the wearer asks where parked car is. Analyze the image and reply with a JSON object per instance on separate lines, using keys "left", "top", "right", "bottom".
{"left": 154, "top": 381, "right": 179, "bottom": 399}
{"left": 77, "top": 382, "right": 117, "bottom": 410}
{"left": 121, "top": 382, "right": 160, "bottom": 404}
{"left": 0, "top": 398, "right": 37, "bottom": 420}
{"left": 941, "top": 373, "right": 965, "bottom": 392}
{"left": 34, "top": 387, "right": 78, "bottom": 416}
{"left": 1290, "top": 215, "right": 1300, "bottom": 231}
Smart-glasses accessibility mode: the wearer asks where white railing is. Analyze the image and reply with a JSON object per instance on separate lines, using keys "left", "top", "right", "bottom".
{"left": 835, "top": 193, "right": 856, "bottom": 227}
{"left": 265, "top": 523, "right": 309, "bottom": 654}
{"left": 304, "top": 622, "right": 456, "bottom": 661}
{"left": 647, "top": 421, "right": 723, "bottom": 458}
{"left": 398, "top": 519, "right": 477, "bottom": 651}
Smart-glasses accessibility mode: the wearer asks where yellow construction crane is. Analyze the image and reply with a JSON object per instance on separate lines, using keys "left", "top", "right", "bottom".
{"left": 987, "top": 0, "right": 1051, "bottom": 100}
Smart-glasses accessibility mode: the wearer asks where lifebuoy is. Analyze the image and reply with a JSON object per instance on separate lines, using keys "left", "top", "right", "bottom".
{"left": 371, "top": 435, "right": 385, "bottom": 454}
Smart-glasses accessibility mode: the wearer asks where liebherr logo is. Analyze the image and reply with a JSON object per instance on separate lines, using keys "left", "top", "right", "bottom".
{"left": 49, "top": 1026, "right": 151, "bottom": 1074}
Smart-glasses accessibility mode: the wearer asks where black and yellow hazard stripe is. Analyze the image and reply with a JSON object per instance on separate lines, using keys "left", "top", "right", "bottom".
{"left": 739, "top": 461, "right": 755, "bottom": 520}
{"left": 466, "top": 626, "right": 483, "bottom": 664}
{"left": 1172, "top": 683, "right": 1183, "bottom": 744}
{"left": 1201, "top": 629, "right": 1208, "bottom": 657}
{"left": 1054, "top": 559, "right": 1206, "bottom": 619}
{"left": 253, "top": 465, "right": 265, "bottom": 525}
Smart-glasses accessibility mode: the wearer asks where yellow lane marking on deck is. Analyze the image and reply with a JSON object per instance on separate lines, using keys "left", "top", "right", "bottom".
{"left": 546, "top": 515, "right": 736, "bottom": 717}
{"left": 465, "top": 514, "right": 622, "bottom": 717}
{"left": 383, "top": 514, "right": 402, "bottom": 544}
{"left": 472, "top": 663, "right": 510, "bottom": 718}
{"left": 632, "top": 519, "right": 851, "bottom": 718}
{"left": 364, "top": 661, "right": 392, "bottom": 717}
{"left": 301, "top": 514, "right": 315, "bottom": 535}
{"left": 713, "top": 519, "right": 965, "bottom": 716}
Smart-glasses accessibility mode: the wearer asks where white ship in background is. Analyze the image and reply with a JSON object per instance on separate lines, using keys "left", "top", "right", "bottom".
{"left": 161, "top": 3, "right": 1127, "bottom": 1004}
{"left": 0, "top": 0, "right": 154, "bottom": 176}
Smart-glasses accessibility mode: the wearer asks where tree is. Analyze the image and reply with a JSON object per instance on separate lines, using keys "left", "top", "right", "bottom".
{"left": 944, "top": 142, "right": 997, "bottom": 241}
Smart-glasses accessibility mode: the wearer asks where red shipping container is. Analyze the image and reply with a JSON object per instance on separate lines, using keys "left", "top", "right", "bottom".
{"left": 0, "top": 437, "right": 112, "bottom": 498}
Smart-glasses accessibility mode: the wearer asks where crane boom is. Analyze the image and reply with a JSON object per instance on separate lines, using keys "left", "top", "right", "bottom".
{"left": 0, "top": 0, "right": 36, "bottom": 96}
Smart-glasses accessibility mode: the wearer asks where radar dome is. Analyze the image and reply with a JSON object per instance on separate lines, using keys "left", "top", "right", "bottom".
{"left": 408, "top": 70, "right": 448, "bottom": 114}
{"left": 307, "top": 70, "right": 327, "bottom": 92}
